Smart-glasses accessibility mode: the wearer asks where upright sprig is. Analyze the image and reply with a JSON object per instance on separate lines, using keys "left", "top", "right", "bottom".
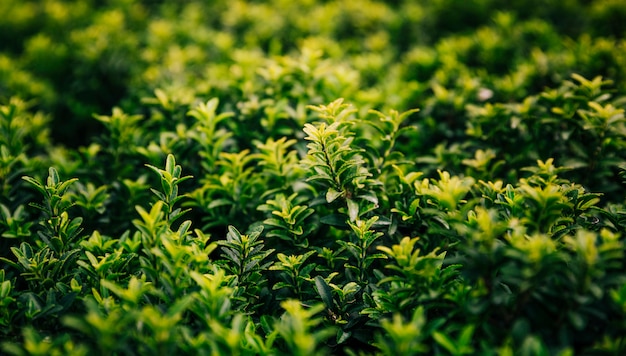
{"left": 368, "top": 236, "right": 459, "bottom": 319}
{"left": 187, "top": 98, "right": 234, "bottom": 173}
{"left": 257, "top": 193, "right": 316, "bottom": 248}
{"left": 368, "top": 108, "right": 420, "bottom": 171}
{"left": 218, "top": 225, "right": 274, "bottom": 311}
{"left": 338, "top": 216, "right": 385, "bottom": 285}
{"left": 22, "top": 168, "right": 82, "bottom": 254}
{"left": 93, "top": 107, "right": 144, "bottom": 173}
{"left": 273, "top": 300, "right": 336, "bottom": 356}
{"left": 187, "top": 149, "right": 264, "bottom": 231}
{"left": 302, "top": 99, "right": 380, "bottom": 230}
{"left": 254, "top": 137, "right": 301, "bottom": 192}
{"left": 134, "top": 154, "right": 193, "bottom": 282}
{"left": 302, "top": 122, "right": 356, "bottom": 199}
{"left": 303, "top": 99, "right": 371, "bottom": 204}
{"left": 145, "top": 154, "right": 192, "bottom": 225}
{"left": 270, "top": 251, "right": 317, "bottom": 301}
{"left": 373, "top": 306, "right": 431, "bottom": 355}
{"left": 0, "top": 168, "right": 83, "bottom": 307}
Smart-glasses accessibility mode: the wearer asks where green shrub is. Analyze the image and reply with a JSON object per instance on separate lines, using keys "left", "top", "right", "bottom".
{"left": 1, "top": 0, "right": 626, "bottom": 355}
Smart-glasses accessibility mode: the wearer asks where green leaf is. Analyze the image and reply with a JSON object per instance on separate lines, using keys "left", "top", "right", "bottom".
{"left": 433, "top": 331, "right": 457, "bottom": 354}
{"left": 320, "top": 214, "right": 348, "bottom": 227}
{"left": 326, "top": 188, "right": 343, "bottom": 203}
{"left": 347, "top": 198, "right": 359, "bottom": 222}
{"left": 314, "top": 276, "right": 334, "bottom": 310}
{"left": 0, "top": 280, "right": 11, "bottom": 299}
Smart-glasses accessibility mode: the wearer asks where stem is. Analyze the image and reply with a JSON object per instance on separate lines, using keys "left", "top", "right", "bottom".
{"left": 320, "top": 140, "right": 342, "bottom": 191}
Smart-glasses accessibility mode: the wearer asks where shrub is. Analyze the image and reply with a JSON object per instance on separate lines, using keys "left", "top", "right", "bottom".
{"left": 1, "top": 0, "right": 626, "bottom": 355}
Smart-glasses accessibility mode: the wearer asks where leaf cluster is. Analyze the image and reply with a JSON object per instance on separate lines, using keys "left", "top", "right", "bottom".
{"left": 2, "top": 1, "right": 626, "bottom": 355}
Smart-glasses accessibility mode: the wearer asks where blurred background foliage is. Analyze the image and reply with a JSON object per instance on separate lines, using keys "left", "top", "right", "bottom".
{"left": 2, "top": 0, "right": 626, "bottom": 206}
{"left": 1, "top": 0, "right": 626, "bottom": 145}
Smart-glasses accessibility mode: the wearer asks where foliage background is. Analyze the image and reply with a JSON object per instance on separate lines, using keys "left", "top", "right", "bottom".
{"left": 1, "top": 0, "right": 626, "bottom": 354}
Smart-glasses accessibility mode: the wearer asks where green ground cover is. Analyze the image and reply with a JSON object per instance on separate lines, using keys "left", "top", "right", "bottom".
{"left": 2, "top": 0, "right": 626, "bottom": 354}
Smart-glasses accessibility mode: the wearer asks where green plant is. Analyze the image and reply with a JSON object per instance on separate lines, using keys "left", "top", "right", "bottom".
{"left": 218, "top": 225, "right": 274, "bottom": 313}
{"left": 258, "top": 193, "right": 316, "bottom": 248}
{"left": 272, "top": 300, "right": 336, "bottom": 356}
{"left": 303, "top": 99, "right": 372, "bottom": 208}
{"left": 270, "top": 251, "right": 317, "bottom": 301}
{"left": 2, "top": 1, "right": 626, "bottom": 354}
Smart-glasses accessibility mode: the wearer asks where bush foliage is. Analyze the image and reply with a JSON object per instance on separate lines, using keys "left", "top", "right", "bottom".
{"left": 2, "top": 0, "right": 626, "bottom": 354}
